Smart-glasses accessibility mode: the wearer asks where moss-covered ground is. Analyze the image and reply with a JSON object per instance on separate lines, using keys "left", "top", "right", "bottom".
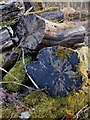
{"left": 2, "top": 47, "right": 90, "bottom": 119}
{"left": 1, "top": 79, "right": 90, "bottom": 119}
{"left": 22, "top": 80, "right": 90, "bottom": 119}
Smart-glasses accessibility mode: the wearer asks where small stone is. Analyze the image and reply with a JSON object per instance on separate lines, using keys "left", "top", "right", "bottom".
{"left": 32, "top": 108, "right": 35, "bottom": 111}
{"left": 19, "top": 111, "right": 30, "bottom": 119}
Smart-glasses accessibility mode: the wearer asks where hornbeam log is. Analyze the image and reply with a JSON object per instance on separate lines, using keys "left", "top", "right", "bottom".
{"left": 26, "top": 46, "right": 85, "bottom": 97}
{"left": 16, "top": 14, "right": 86, "bottom": 50}
{"left": 43, "top": 26, "right": 85, "bottom": 47}
{"left": 0, "top": 28, "right": 14, "bottom": 52}
{"left": 38, "top": 9, "right": 64, "bottom": 22}
{"left": 35, "top": 15, "right": 86, "bottom": 47}
{"left": 1, "top": 52, "right": 18, "bottom": 71}
{"left": 41, "top": 18, "right": 86, "bottom": 47}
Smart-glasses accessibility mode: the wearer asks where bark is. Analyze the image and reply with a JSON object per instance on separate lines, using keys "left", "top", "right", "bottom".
{"left": 0, "top": 0, "right": 24, "bottom": 25}
{"left": 2, "top": 52, "right": 18, "bottom": 71}
{"left": 39, "top": 9, "right": 64, "bottom": 22}
{"left": 42, "top": 18, "right": 86, "bottom": 47}
{"left": 0, "top": 28, "right": 14, "bottom": 52}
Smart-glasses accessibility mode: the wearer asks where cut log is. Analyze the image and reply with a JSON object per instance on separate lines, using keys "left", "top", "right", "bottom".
{"left": 36, "top": 17, "right": 84, "bottom": 47}
{"left": 0, "top": 28, "right": 14, "bottom": 52}
{"left": 24, "top": 6, "right": 64, "bottom": 22}
{"left": 1, "top": 52, "right": 18, "bottom": 71}
{"left": 44, "top": 20, "right": 73, "bottom": 37}
{"left": 26, "top": 46, "right": 84, "bottom": 97}
{"left": 34, "top": 15, "right": 86, "bottom": 47}
{"left": 16, "top": 14, "right": 45, "bottom": 50}
{"left": 0, "top": 0, "right": 24, "bottom": 26}
{"left": 43, "top": 25, "right": 86, "bottom": 48}
{"left": 38, "top": 9, "right": 64, "bottom": 22}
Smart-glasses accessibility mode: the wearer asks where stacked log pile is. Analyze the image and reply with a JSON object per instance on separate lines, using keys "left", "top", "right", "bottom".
{"left": 0, "top": 1, "right": 89, "bottom": 119}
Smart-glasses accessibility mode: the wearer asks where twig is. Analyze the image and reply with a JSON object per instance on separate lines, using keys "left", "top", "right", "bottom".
{"left": 35, "top": 14, "right": 47, "bottom": 21}
{"left": 26, "top": 7, "right": 59, "bottom": 15}
{"left": 21, "top": 48, "right": 39, "bottom": 89}
{"left": 0, "top": 88, "right": 30, "bottom": 111}
{"left": 0, "top": 67, "right": 19, "bottom": 82}
{"left": 24, "top": 7, "right": 33, "bottom": 15}
{"left": 0, "top": 81, "right": 44, "bottom": 94}
{"left": 22, "top": 48, "right": 25, "bottom": 65}
{"left": 75, "top": 104, "right": 88, "bottom": 119}
{"left": 82, "top": 106, "right": 90, "bottom": 113}
{"left": 76, "top": 104, "right": 88, "bottom": 115}
{"left": 72, "top": 104, "right": 89, "bottom": 119}
{"left": 0, "top": 81, "right": 31, "bottom": 90}
{"left": 0, "top": 61, "right": 39, "bottom": 90}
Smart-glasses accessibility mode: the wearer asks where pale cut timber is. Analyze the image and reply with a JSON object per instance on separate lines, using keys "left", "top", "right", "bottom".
{"left": 36, "top": 15, "right": 85, "bottom": 36}
{"left": 37, "top": 16, "right": 86, "bottom": 47}
{"left": 45, "top": 20, "right": 72, "bottom": 38}
{"left": 36, "top": 15, "right": 73, "bottom": 36}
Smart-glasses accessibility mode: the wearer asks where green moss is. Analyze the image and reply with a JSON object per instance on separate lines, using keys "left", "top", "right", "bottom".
{"left": 0, "top": 53, "right": 2, "bottom": 65}
{"left": 1, "top": 80, "right": 89, "bottom": 119}
{"left": 1, "top": 106, "right": 19, "bottom": 119}
{"left": 76, "top": 46, "right": 89, "bottom": 87}
{"left": 1, "top": 19, "right": 18, "bottom": 27}
{"left": 3, "top": 57, "right": 32, "bottom": 91}
{"left": 76, "top": 46, "right": 90, "bottom": 74}
{"left": 55, "top": 46, "right": 72, "bottom": 59}
{"left": 22, "top": 79, "right": 90, "bottom": 118}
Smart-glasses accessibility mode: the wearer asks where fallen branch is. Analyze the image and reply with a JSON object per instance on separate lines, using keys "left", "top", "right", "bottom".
{"left": 22, "top": 48, "right": 39, "bottom": 89}
{"left": 0, "top": 81, "right": 31, "bottom": 90}
{"left": 24, "top": 7, "right": 33, "bottom": 15}
{"left": 0, "top": 67, "right": 19, "bottom": 82}
{"left": 0, "top": 88, "right": 30, "bottom": 111}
